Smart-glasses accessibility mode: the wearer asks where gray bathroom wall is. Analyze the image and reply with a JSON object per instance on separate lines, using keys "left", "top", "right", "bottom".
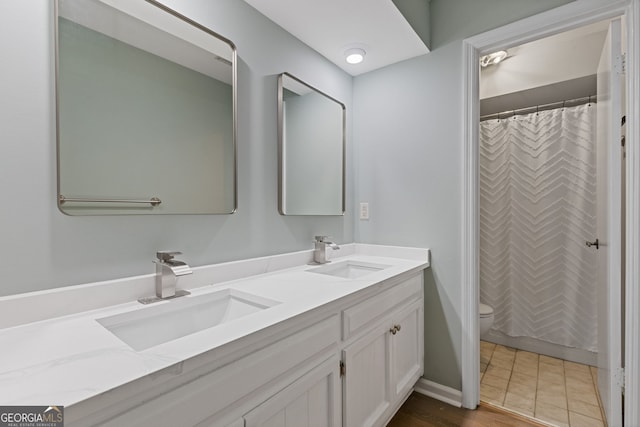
{"left": 353, "top": 0, "right": 574, "bottom": 391}
{"left": 430, "top": 0, "right": 574, "bottom": 49}
{"left": 392, "top": 0, "right": 432, "bottom": 50}
{"left": 0, "top": 0, "right": 353, "bottom": 297}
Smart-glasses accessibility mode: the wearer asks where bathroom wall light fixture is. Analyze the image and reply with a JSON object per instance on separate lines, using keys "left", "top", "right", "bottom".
{"left": 345, "top": 48, "right": 366, "bottom": 64}
{"left": 480, "top": 50, "right": 508, "bottom": 67}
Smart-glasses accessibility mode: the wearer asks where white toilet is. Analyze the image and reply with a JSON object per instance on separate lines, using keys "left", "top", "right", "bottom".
{"left": 479, "top": 303, "right": 494, "bottom": 337}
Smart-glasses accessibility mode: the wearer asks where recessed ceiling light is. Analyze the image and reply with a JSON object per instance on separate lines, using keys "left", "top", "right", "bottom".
{"left": 480, "top": 50, "right": 508, "bottom": 67}
{"left": 345, "top": 48, "right": 366, "bottom": 64}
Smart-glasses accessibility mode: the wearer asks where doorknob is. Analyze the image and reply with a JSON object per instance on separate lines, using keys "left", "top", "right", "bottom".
{"left": 586, "top": 239, "right": 599, "bottom": 249}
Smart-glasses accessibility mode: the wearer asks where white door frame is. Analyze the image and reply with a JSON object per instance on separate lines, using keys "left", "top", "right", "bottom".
{"left": 460, "top": 1, "right": 640, "bottom": 426}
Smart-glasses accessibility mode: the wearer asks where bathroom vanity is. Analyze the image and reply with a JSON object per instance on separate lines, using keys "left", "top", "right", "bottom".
{"left": 0, "top": 244, "right": 429, "bottom": 426}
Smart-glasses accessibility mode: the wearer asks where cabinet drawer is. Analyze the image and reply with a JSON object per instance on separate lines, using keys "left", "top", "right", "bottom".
{"left": 342, "top": 273, "right": 422, "bottom": 340}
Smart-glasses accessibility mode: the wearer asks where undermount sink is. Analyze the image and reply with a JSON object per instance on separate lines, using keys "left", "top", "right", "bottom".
{"left": 97, "top": 289, "right": 281, "bottom": 351}
{"left": 308, "top": 260, "right": 390, "bottom": 279}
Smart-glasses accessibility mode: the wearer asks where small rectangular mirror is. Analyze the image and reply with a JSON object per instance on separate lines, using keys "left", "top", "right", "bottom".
{"left": 278, "top": 73, "right": 346, "bottom": 215}
{"left": 55, "top": 0, "right": 237, "bottom": 214}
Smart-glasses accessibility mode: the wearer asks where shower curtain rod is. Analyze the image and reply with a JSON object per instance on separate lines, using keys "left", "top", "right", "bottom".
{"left": 480, "top": 95, "right": 596, "bottom": 121}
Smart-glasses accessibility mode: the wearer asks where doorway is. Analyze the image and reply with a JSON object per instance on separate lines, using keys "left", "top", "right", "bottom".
{"left": 460, "top": 2, "right": 638, "bottom": 427}
{"left": 476, "top": 20, "right": 611, "bottom": 427}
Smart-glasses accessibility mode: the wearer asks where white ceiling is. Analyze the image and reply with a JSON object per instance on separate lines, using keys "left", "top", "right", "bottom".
{"left": 242, "top": 0, "right": 430, "bottom": 76}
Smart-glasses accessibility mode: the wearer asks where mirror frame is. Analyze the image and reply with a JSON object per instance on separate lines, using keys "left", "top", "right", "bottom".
{"left": 277, "top": 72, "right": 346, "bottom": 216}
{"left": 54, "top": 0, "right": 238, "bottom": 215}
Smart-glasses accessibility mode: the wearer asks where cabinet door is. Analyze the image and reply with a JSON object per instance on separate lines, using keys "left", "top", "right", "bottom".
{"left": 244, "top": 356, "right": 341, "bottom": 427}
{"left": 342, "top": 323, "right": 392, "bottom": 427}
{"left": 390, "top": 300, "right": 424, "bottom": 398}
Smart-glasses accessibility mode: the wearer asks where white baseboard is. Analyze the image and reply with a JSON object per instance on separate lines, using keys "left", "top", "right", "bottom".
{"left": 414, "top": 378, "right": 462, "bottom": 407}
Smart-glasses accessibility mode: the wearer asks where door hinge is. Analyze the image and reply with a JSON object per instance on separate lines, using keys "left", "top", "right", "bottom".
{"left": 615, "top": 366, "right": 625, "bottom": 390}
{"left": 340, "top": 361, "right": 346, "bottom": 378}
{"left": 616, "top": 53, "right": 626, "bottom": 74}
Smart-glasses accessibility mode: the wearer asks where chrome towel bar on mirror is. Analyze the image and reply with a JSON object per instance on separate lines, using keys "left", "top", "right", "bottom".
{"left": 58, "top": 195, "right": 162, "bottom": 207}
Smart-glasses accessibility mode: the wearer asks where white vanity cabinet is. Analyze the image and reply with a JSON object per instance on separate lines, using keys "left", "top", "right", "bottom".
{"left": 237, "top": 272, "right": 424, "bottom": 427}
{"left": 62, "top": 264, "right": 426, "bottom": 427}
{"left": 232, "top": 274, "right": 424, "bottom": 427}
{"left": 341, "top": 273, "right": 424, "bottom": 427}
{"left": 88, "top": 316, "right": 341, "bottom": 427}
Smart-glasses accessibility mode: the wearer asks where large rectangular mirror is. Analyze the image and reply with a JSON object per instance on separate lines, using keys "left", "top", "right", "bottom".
{"left": 278, "top": 73, "right": 346, "bottom": 215}
{"left": 55, "top": 0, "right": 236, "bottom": 215}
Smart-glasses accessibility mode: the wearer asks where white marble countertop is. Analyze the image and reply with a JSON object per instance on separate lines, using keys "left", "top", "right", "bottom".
{"left": 0, "top": 244, "right": 429, "bottom": 407}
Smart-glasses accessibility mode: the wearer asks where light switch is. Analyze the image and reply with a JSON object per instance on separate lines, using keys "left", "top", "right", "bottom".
{"left": 359, "top": 202, "right": 369, "bottom": 220}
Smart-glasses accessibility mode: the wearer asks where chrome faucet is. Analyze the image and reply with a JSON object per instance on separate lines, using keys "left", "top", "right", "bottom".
{"left": 154, "top": 251, "right": 192, "bottom": 299}
{"left": 313, "top": 236, "right": 340, "bottom": 264}
{"left": 139, "top": 251, "right": 192, "bottom": 304}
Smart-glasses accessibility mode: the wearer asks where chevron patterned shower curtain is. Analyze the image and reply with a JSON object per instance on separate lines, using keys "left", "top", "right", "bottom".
{"left": 479, "top": 104, "right": 598, "bottom": 352}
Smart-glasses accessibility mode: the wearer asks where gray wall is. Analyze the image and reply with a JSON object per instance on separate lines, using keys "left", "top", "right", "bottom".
{"left": 430, "top": 0, "right": 574, "bottom": 49}
{"left": 0, "top": 0, "right": 353, "bottom": 297}
{"left": 392, "top": 0, "right": 432, "bottom": 49}
{"left": 353, "top": 0, "right": 573, "bottom": 390}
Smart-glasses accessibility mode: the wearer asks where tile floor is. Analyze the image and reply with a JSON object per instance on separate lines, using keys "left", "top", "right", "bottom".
{"left": 480, "top": 341, "right": 606, "bottom": 427}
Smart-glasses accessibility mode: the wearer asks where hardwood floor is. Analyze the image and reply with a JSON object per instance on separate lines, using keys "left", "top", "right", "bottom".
{"left": 387, "top": 392, "right": 551, "bottom": 427}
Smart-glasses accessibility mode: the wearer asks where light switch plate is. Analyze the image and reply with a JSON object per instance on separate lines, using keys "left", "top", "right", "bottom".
{"left": 359, "top": 202, "right": 369, "bottom": 220}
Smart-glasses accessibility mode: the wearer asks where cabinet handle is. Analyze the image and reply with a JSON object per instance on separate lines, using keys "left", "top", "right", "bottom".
{"left": 395, "top": 324, "right": 401, "bottom": 332}
{"left": 390, "top": 326, "right": 398, "bottom": 335}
